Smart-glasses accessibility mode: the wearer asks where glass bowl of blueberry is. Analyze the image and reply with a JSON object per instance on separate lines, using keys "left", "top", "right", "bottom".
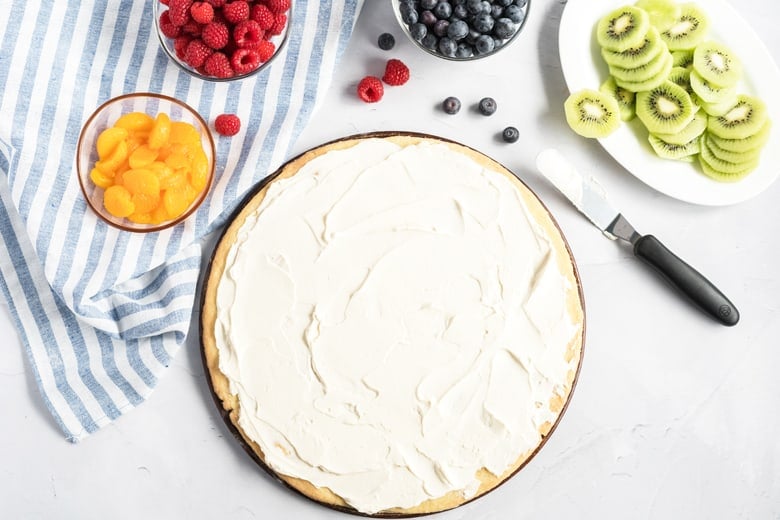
{"left": 393, "top": 0, "right": 530, "bottom": 61}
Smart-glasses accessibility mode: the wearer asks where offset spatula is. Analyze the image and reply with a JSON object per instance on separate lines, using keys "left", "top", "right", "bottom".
{"left": 536, "top": 149, "right": 739, "bottom": 327}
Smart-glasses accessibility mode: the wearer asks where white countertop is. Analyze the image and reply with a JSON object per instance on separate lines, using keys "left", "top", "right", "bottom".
{"left": 3, "top": 1, "right": 780, "bottom": 518}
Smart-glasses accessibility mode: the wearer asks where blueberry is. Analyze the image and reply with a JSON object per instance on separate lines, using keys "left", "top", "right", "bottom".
{"left": 420, "top": 9, "right": 437, "bottom": 26}
{"left": 456, "top": 43, "right": 474, "bottom": 58}
{"left": 493, "top": 17, "right": 515, "bottom": 39}
{"left": 420, "top": 0, "right": 437, "bottom": 9}
{"left": 452, "top": 4, "right": 468, "bottom": 19}
{"left": 472, "top": 13, "right": 494, "bottom": 33}
{"left": 504, "top": 5, "right": 525, "bottom": 24}
{"left": 422, "top": 33, "right": 439, "bottom": 49}
{"left": 496, "top": 0, "right": 512, "bottom": 6}
{"left": 466, "top": 0, "right": 482, "bottom": 14}
{"left": 480, "top": 1, "right": 492, "bottom": 14}
{"left": 478, "top": 96, "right": 497, "bottom": 115}
{"left": 399, "top": 4, "right": 418, "bottom": 25}
{"left": 442, "top": 96, "right": 462, "bottom": 114}
{"left": 515, "top": 0, "right": 528, "bottom": 7}
{"left": 433, "top": 19, "right": 450, "bottom": 37}
{"left": 377, "top": 32, "right": 395, "bottom": 50}
{"left": 410, "top": 22, "right": 427, "bottom": 41}
{"left": 491, "top": 5, "right": 504, "bottom": 18}
{"left": 475, "top": 34, "right": 495, "bottom": 54}
{"left": 447, "top": 19, "right": 469, "bottom": 41}
{"left": 433, "top": 1, "right": 452, "bottom": 19}
{"left": 502, "top": 126, "right": 519, "bottom": 143}
{"left": 438, "top": 37, "right": 457, "bottom": 56}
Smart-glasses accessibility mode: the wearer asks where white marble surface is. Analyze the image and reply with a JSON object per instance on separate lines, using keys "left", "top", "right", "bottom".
{"left": 3, "top": 1, "right": 780, "bottom": 518}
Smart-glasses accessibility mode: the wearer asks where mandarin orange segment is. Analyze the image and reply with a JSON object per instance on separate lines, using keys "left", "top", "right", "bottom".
{"left": 96, "top": 139, "right": 128, "bottom": 172}
{"left": 190, "top": 150, "right": 209, "bottom": 191}
{"left": 170, "top": 121, "right": 201, "bottom": 145}
{"left": 127, "top": 212, "right": 153, "bottom": 224}
{"left": 164, "top": 151, "right": 190, "bottom": 170}
{"left": 151, "top": 204, "right": 171, "bottom": 224}
{"left": 114, "top": 112, "right": 154, "bottom": 132}
{"left": 162, "top": 188, "right": 191, "bottom": 218}
{"left": 96, "top": 127, "right": 129, "bottom": 159}
{"left": 103, "top": 185, "right": 135, "bottom": 217}
{"left": 128, "top": 145, "right": 159, "bottom": 169}
{"left": 148, "top": 112, "right": 171, "bottom": 150}
{"left": 132, "top": 192, "right": 161, "bottom": 214}
{"left": 90, "top": 167, "right": 114, "bottom": 189}
{"left": 123, "top": 168, "right": 160, "bottom": 196}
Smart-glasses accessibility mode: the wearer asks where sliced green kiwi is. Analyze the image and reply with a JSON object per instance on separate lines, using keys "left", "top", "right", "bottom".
{"left": 671, "top": 49, "right": 694, "bottom": 69}
{"left": 635, "top": 0, "right": 681, "bottom": 31}
{"left": 601, "top": 27, "right": 665, "bottom": 69}
{"left": 689, "top": 69, "right": 737, "bottom": 104}
{"left": 694, "top": 93, "right": 738, "bottom": 116}
{"left": 707, "top": 95, "right": 768, "bottom": 139}
{"left": 564, "top": 89, "right": 622, "bottom": 138}
{"left": 600, "top": 76, "right": 636, "bottom": 121}
{"left": 655, "top": 109, "right": 706, "bottom": 144}
{"left": 597, "top": 6, "right": 651, "bottom": 52}
{"left": 648, "top": 134, "right": 701, "bottom": 159}
{"left": 660, "top": 3, "right": 709, "bottom": 51}
{"left": 700, "top": 137, "right": 759, "bottom": 173}
{"left": 699, "top": 155, "right": 757, "bottom": 182}
{"left": 668, "top": 66, "right": 693, "bottom": 95}
{"left": 708, "top": 120, "right": 771, "bottom": 152}
{"left": 614, "top": 51, "right": 673, "bottom": 92}
{"left": 636, "top": 80, "right": 695, "bottom": 134}
{"left": 702, "top": 133, "right": 762, "bottom": 164}
{"left": 693, "top": 40, "right": 742, "bottom": 88}
{"left": 609, "top": 46, "right": 672, "bottom": 82}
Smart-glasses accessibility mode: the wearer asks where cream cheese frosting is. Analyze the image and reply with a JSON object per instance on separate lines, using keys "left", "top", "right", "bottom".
{"left": 213, "top": 138, "right": 580, "bottom": 514}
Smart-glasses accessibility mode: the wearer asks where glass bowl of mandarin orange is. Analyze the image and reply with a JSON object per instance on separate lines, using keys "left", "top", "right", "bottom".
{"left": 76, "top": 92, "right": 215, "bottom": 232}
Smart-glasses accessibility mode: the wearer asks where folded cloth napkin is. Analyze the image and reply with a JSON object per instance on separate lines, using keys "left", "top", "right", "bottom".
{"left": 0, "top": 0, "right": 362, "bottom": 442}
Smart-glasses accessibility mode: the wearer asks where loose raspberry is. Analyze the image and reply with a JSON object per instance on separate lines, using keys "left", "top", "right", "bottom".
{"left": 231, "top": 48, "right": 261, "bottom": 74}
{"left": 382, "top": 58, "right": 410, "bottom": 86}
{"left": 159, "top": 11, "right": 181, "bottom": 39}
{"left": 223, "top": 1, "right": 250, "bottom": 24}
{"left": 214, "top": 114, "right": 241, "bottom": 136}
{"left": 264, "top": 0, "right": 291, "bottom": 14}
{"left": 205, "top": 0, "right": 225, "bottom": 7}
{"left": 250, "top": 4, "right": 275, "bottom": 30}
{"left": 233, "top": 20, "right": 263, "bottom": 49}
{"left": 255, "top": 39, "right": 276, "bottom": 62}
{"left": 203, "top": 51, "right": 234, "bottom": 78}
{"left": 174, "top": 35, "right": 192, "bottom": 60}
{"left": 168, "top": 0, "right": 194, "bottom": 26}
{"left": 357, "top": 76, "right": 384, "bottom": 103}
{"left": 267, "top": 12, "right": 287, "bottom": 36}
{"left": 202, "top": 21, "right": 229, "bottom": 49}
{"left": 190, "top": 2, "right": 214, "bottom": 24}
{"left": 184, "top": 38, "right": 212, "bottom": 68}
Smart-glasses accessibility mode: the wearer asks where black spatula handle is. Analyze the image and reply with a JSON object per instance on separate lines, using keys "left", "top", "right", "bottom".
{"left": 633, "top": 235, "right": 739, "bottom": 326}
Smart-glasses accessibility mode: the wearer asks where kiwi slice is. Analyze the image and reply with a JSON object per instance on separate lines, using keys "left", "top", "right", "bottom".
{"left": 660, "top": 3, "right": 709, "bottom": 51}
{"left": 600, "top": 76, "right": 636, "bottom": 121}
{"left": 693, "top": 40, "right": 742, "bottom": 88}
{"left": 597, "top": 6, "right": 651, "bottom": 52}
{"left": 699, "top": 155, "right": 757, "bottom": 182}
{"left": 601, "top": 27, "right": 665, "bottom": 69}
{"left": 707, "top": 95, "right": 768, "bottom": 140}
{"left": 648, "top": 134, "right": 701, "bottom": 160}
{"left": 614, "top": 51, "right": 673, "bottom": 92}
{"left": 671, "top": 50, "right": 694, "bottom": 69}
{"left": 708, "top": 120, "right": 771, "bottom": 152}
{"left": 694, "top": 93, "right": 738, "bottom": 116}
{"left": 689, "top": 69, "right": 737, "bottom": 104}
{"left": 564, "top": 89, "right": 622, "bottom": 138}
{"left": 609, "top": 45, "right": 671, "bottom": 82}
{"left": 702, "top": 133, "right": 762, "bottom": 164}
{"left": 636, "top": 80, "right": 695, "bottom": 134}
{"left": 635, "top": 0, "right": 681, "bottom": 31}
{"left": 668, "top": 66, "right": 693, "bottom": 95}
{"left": 655, "top": 109, "right": 706, "bottom": 144}
{"left": 700, "top": 137, "right": 759, "bottom": 173}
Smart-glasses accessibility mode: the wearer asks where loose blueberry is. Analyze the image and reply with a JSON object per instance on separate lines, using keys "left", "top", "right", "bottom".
{"left": 410, "top": 23, "right": 427, "bottom": 41}
{"left": 447, "top": 19, "right": 469, "bottom": 41}
{"left": 442, "top": 96, "right": 462, "bottom": 114}
{"left": 378, "top": 33, "right": 395, "bottom": 50}
{"left": 475, "top": 34, "right": 494, "bottom": 54}
{"left": 502, "top": 126, "right": 519, "bottom": 143}
{"left": 478, "top": 96, "right": 497, "bottom": 116}
{"left": 493, "top": 18, "right": 515, "bottom": 39}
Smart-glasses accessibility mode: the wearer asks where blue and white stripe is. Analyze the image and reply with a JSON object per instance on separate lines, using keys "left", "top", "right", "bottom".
{"left": 0, "top": 0, "right": 362, "bottom": 442}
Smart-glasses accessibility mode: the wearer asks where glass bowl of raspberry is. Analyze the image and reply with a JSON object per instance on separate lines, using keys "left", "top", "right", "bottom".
{"left": 76, "top": 92, "right": 216, "bottom": 232}
{"left": 153, "top": 0, "right": 293, "bottom": 81}
{"left": 392, "top": 0, "right": 530, "bottom": 61}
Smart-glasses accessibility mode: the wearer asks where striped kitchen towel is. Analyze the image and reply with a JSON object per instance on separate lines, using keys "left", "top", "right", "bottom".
{"left": 0, "top": 0, "right": 362, "bottom": 442}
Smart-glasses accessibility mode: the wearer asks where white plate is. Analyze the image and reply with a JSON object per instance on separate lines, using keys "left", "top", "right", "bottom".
{"left": 559, "top": 0, "right": 780, "bottom": 206}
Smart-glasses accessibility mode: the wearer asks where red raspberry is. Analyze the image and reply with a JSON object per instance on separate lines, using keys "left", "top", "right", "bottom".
{"left": 181, "top": 19, "right": 203, "bottom": 36}
{"left": 159, "top": 11, "right": 181, "bottom": 38}
{"left": 173, "top": 35, "right": 192, "bottom": 60}
{"left": 190, "top": 2, "right": 214, "bottom": 24}
{"left": 255, "top": 39, "right": 276, "bottom": 62}
{"left": 231, "top": 48, "right": 261, "bottom": 74}
{"left": 184, "top": 38, "right": 212, "bottom": 68}
{"left": 160, "top": 0, "right": 170, "bottom": 5}
{"left": 168, "top": 0, "right": 193, "bottom": 26}
{"left": 264, "top": 0, "right": 290, "bottom": 14}
{"left": 357, "top": 76, "right": 384, "bottom": 103}
{"left": 203, "top": 52, "right": 234, "bottom": 78}
{"left": 267, "top": 12, "right": 286, "bottom": 36}
{"left": 250, "top": 4, "right": 275, "bottom": 30}
{"left": 202, "top": 21, "right": 229, "bottom": 49}
{"left": 382, "top": 59, "right": 410, "bottom": 86}
{"left": 233, "top": 20, "right": 263, "bottom": 48}
{"left": 214, "top": 114, "right": 241, "bottom": 136}
{"left": 223, "top": 1, "right": 250, "bottom": 24}
{"left": 205, "top": 0, "right": 225, "bottom": 7}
